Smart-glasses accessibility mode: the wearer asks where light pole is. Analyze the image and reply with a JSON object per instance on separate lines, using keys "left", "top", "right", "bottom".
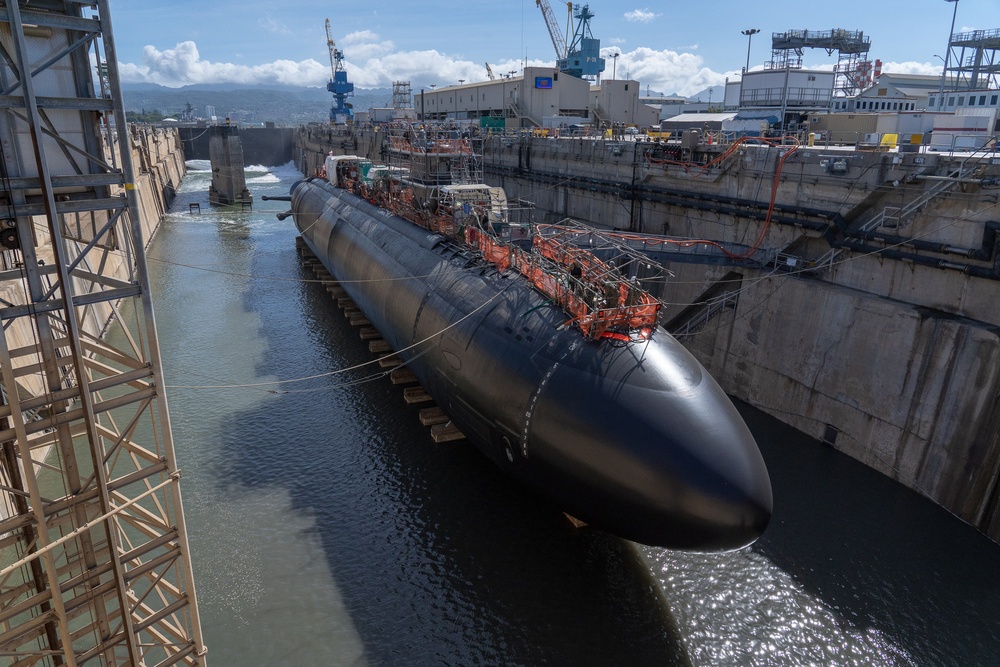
{"left": 937, "top": 0, "right": 960, "bottom": 109}
{"left": 610, "top": 52, "right": 620, "bottom": 134}
{"left": 741, "top": 28, "right": 760, "bottom": 74}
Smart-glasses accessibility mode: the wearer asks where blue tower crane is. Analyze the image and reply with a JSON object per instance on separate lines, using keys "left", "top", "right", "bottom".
{"left": 325, "top": 19, "right": 354, "bottom": 124}
{"left": 558, "top": 4, "right": 605, "bottom": 80}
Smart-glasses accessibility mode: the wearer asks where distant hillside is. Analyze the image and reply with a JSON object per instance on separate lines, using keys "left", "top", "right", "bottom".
{"left": 121, "top": 83, "right": 394, "bottom": 125}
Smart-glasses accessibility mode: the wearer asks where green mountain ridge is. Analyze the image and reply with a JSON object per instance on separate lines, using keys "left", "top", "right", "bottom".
{"left": 122, "top": 84, "right": 395, "bottom": 125}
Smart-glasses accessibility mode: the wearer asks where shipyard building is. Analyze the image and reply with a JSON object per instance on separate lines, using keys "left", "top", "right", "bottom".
{"left": 415, "top": 66, "right": 658, "bottom": 131}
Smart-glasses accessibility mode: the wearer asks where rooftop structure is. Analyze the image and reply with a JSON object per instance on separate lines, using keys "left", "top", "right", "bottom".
{"left": 768, "top": 28, "right": 873, "bottom": 97}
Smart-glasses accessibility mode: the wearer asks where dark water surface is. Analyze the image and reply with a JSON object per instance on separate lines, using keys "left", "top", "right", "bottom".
{"left": 147, "top": 162, "right": 1000, "bottom": 666}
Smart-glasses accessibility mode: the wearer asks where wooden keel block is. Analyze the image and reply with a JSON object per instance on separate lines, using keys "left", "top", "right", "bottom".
{"left": 403, "top": 387, "right": 433, "bottom": 404}
{"left": 389, "top": 368, "right": 417, "bottom": 385}
{"left": 430, "top": 422, "right": 466, "bottom": 443}
{"left": 369, "top": 340, "right": 393, "bottom": 354}
{"left": 378, "top": 355, "right": 401, "bottom": 368}
{"left": 418, "top": 407, "right": 450, "bottom": 426}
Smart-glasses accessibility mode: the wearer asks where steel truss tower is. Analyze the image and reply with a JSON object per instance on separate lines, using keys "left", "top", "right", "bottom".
{"left": 0, "top": 2, "right": 205, "bottom": 665}
{"left": 391, "top": 81, "right": 413, "bottom": 111}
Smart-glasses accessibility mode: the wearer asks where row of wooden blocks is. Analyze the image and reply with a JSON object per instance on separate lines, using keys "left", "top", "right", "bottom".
{"left": 299, "top": 240, "right": 465, "bottom": 443}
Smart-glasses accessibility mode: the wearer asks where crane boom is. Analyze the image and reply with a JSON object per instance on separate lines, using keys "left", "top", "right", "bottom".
{"left": 536, "top": 0, "right": 568, "bottom": 59}
{"left": 325, "top": 18, "right": 337, "bottom": 78}
{"left": 485, "top": 62, "right": 496, "bottom": 81}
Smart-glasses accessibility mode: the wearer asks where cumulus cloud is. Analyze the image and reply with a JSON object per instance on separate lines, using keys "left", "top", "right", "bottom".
{"left": 118, "top": 41, "right": 328, "bottom": 87}
{"left": 880, "top": 60, "right": 943, "bottom": 76}
{"left": 118, "top": 34, "right": 547, "bottom": 89}
{"left": 624, "top": 9, "right": 658, "bottom": 23}
{"left": 119, "top": 34, "right": 743, "bottom": 96}
{"left": 340, "top": 30, "right": 395, "bottom": 61}
{"left": 601, "top": 46, "right": 728, "bottom": 97}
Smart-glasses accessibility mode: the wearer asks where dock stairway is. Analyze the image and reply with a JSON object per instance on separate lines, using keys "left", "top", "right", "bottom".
{"left": 856, "top": 137, "right": 1000, "bottom": 233}
{"left": 665, "top": 271, "right": 743, "bottom": 337}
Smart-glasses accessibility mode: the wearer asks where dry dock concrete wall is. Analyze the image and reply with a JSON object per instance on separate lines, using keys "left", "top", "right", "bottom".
{"left": 296, "top": 126, "right": 1000, "bottom": 542}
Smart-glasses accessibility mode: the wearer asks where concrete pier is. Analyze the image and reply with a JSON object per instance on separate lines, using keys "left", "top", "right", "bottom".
{"left": 296, "top": 125, "right": 1000, "bottom": 542}
{"left": 209, "top": 124, "right": 253, "bottom": 207}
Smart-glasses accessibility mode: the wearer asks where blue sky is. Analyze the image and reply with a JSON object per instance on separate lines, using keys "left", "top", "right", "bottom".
{"left": 109, "top": 0, "right": 1000, "bottom": 96}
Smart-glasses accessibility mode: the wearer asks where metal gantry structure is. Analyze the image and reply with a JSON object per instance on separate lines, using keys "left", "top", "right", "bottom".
{"left": 944, "top": 29, "right": 1000, "bottom": 91}
{"left": 768, "top": 29, "right": 873, "bottom": 97}
{"left": 0, "top": 2, "right": 205, "bottom": 665}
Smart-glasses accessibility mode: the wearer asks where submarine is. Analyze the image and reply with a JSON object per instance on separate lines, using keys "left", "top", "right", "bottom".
{"left": 282, "top": 149, "right": 772, "bottom": 551}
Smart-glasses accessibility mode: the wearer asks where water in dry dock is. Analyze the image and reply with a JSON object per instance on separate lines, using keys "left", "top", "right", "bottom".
{"left": 148, "top": 161, "right": 1000, "bottom": 666}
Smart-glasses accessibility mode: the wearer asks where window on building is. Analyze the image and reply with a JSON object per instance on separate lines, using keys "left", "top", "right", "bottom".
{"left": 992, "top": 95, "right": 999, "bottom": 105}
{"left": 878, "top": 88, "right": 887, "bottom": 96}
{"left": 929, "top": 96, "right": 936, "bottom": 108}
{"left": 948, "top": 96, "right": 955, "bottom": 106}
{"left": 625, "top": 84, "right": 629, "bottom": 90}
{"left": 980, "top": 95, "right": 987, "bottom": 105}
{"left": 958, "top": 96, "right": 965, "bottom": 105}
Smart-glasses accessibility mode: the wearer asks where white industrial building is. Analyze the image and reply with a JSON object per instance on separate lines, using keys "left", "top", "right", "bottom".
{"left": 414, "top": 66, "right": 657, "bottom": 130}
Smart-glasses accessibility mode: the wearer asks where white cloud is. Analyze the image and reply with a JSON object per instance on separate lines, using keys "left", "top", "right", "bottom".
{"left": 119, "top": 41, "right": 328, "bottom": 87}
{"left": 624, "top": 9, "right": 658, "bottom": 23}
{"left": 339, "top": 31, "right": 395, "bottom": 61}
{"left": 880, "top": 60, "right": 943, "bottom": 76}
{"left": 118, "top": 36, "right": 746, "bottom": 96}
{"left": 601, "top": 46, "right": 728, "bottom": 96}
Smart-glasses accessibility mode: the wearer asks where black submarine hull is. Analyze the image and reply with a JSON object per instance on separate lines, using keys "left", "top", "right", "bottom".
{"left": 291, "top": 177, "right": 772, "bottom": 550}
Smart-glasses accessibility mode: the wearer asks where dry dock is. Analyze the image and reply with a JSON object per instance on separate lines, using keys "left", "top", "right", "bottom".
{"left": 298, "top": 126, "right": 1000, "bottom": 542}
